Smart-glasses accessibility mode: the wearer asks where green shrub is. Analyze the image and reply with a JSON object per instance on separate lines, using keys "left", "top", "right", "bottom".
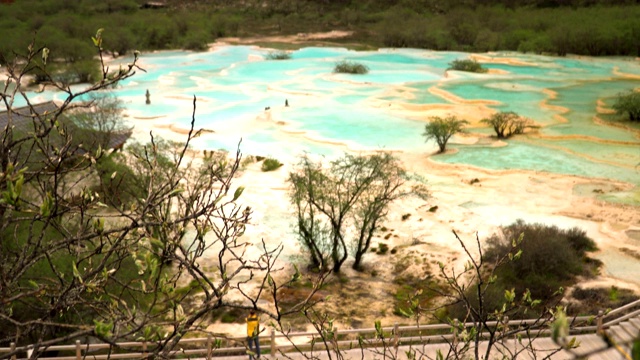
{"left": 377, "top": 243, "right": 389, "bottom": 255}
{"left": 182, "top": 31, "right": 210, "bottom": 51}
{"left": 261, "top": 158, "right": 283, "bottom": 172}
{"left": 612, "top": 90, "right": 640, "bottom": 122}
{"left": 333, "top": 60, "right": 369, "bottom": 74}
{"left": 447, "top": 59, "right": 488, "bottom": 73}
{"left": 265, "top": 50, "right": 291, "bottom": 60}
{"left": 485, "top": 219, "right": 598, "bottom": 298}
{"left": 448, "top": 220, "right": 600, "bottom": 320}
{"left": 95, "top": 153, "right": 143, "bottom": 208}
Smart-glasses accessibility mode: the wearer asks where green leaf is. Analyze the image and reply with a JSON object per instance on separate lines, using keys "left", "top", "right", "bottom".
{"left": 374, "top": 320, "right": 383, "bottom": 338}
{"left": 397, "top": 307, "right": 413, "bottom": 318}
{"left": 94, "top": 320, "right": 113, "bottom": 338}
{"left": 40, "top": 192, "right": 53, "bottom": 217}
{"left": 513, "top": 249, "right": 523, "bottom": 260}
{"left": 233, "top": 186, "right": 245, "bottom": 201}
{"left": 551, "top": 307, "right": 569, "bottom": 346}
{"left": 72, "top": 262, "right": 82, "bottom": 282}
{"left": 41, "top": 47, "right": 49, "bottom": 65}
{"left": 504, "top": 288, "right": 516, "bottom": 303}
{"left": 290, "top": 264, "right": 301, "bottom": 282}
{"left": 93, "top": 218, "right": 104, "bottom": 234}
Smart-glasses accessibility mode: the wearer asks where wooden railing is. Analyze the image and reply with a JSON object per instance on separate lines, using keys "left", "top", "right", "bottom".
{"left": 2, "top": 299, "right": 639, "bottom": 360}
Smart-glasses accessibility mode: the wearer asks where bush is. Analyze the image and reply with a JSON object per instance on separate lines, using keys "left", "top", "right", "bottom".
{"left": 261, "top": 158, "right": 283, "bottom": 172}
{"left": 481, "top": 111, "right": 536, "bottom": 139}
{"left": 448, "top": 220, "right": 599, "bottom": 320}
{"left": 447, "top": 59, "right": 488, "bottom": 73}
{"left": 612, "top": 90, "right": 640, "bottom": 122}
{"left": 377, "top": 243, "right": 389, "bottom": 255}
{"left": 333, "top": 60, "right": 369, "bottom": 74}
{"left": 265, "top": 50, "right": 291, "bottom": 60}
{"left": 182, "top": 31, "right": 210, "bottom": 51}
{"left": 484, "top": 219, "right": 598, "bottom": 299}
{"left": 94, "top": 153, "right": 143, "bottom": 208}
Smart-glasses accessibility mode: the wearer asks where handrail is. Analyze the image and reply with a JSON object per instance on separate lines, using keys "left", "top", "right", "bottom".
{"left": 604, "top": 299, "right": 640, "bottom": 319}
{"left": 2, "top": 299, "right": 639, "bottom": 359}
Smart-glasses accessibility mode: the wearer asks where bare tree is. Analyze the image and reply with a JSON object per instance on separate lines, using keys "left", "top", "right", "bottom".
{"left": 481, "top": 111, "right": 536, "bottom": 138}
{"left": 288, "top": 153, "right": 405, "bottom": 273}
{"left": 0, "top": 32, "right": 318, "bottom": 359}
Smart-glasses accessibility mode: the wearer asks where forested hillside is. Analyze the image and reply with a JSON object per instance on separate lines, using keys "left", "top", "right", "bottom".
{"left": 1, "top": 0, "right": 639, "bottom": 66}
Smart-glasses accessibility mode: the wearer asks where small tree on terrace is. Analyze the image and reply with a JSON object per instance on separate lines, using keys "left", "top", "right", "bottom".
{"left": 481, "top": 111, "right": 535, "bottom": 139}
{"left": 422, "top": 115, "right": 468, "bottom": 153}
{"left": 612, "top": 90, "right": 640, "bottom": 122}
{"left": 288, "top": 153, "right": 405, "bottom": 273}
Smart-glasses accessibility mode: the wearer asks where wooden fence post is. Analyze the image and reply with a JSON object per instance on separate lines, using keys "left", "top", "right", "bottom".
{"left": 10, "top": 342, "right": 16, "bottom": 360}
{"left": 75, "top": 340, "right": 81, "bottom": 360}
{"left": 206, "top": 335, "right": 212, "bottom": 360}
{"left": 393, "top": 322, "right": 399, "bottom": 350}
{"left": 597, "top": 310, "right": 604, "bottom": 334}
{"left": 453, "top": 319, "right": 459, "bottom": 347}
{"left": 453, "top": 319, "right": 460, "bottom": 345}
{"left": 142, "top": 340, "right": 148, "bottom": 359}
{"left": 271, "top": 329, "right": 276, "bottom": 358}
{"left": 502, "top": 316, "right": 509, "bottom": 337}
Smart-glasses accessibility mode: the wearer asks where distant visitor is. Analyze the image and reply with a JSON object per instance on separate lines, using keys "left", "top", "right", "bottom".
{"left": 246, "top": 309, "right": 260, "bottom": 359}
{"left": 285, "top": 99, "right": 289, "bottom": 107}
{"left": 145, "top": 89, "right": 151, "bottom": 105}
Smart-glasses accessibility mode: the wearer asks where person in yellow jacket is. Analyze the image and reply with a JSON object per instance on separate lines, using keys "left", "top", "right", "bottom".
{"left": 246, "top": 309, "right": 261, "bottom": 359}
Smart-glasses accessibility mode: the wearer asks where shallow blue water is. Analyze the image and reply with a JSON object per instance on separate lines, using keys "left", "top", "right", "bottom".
{"left": 4, "top": 46, "right": 639, "bottom": 185}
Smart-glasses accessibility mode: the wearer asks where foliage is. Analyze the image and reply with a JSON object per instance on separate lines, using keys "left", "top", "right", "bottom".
{"left": 261, "top": 158, "right": 284, "bottom": 172}
{"left": 288, "top": 153, "right": 405, "bottom": 272}
{"left": 333, "top": 60, "right": 369, "bottom": 74}
{"left": 612, "top": 90, "right": 640, "bottom": 122}
{"left": 0, "top": 32, "right": 318, "bottom": 358}
{"left": 265, "top": 50, "right": 291, "bottom": 60}
{"left": 484, "top": 219, "right": 598, "bottom": 300}
{"left": 481, "top": 111, "right": 536, "bottom": 138}
{"left": 447, "top": 59, "right": 488, "bottom": 73}
{"left": 182, "top": 30, "right": 210, "bottom": 51}
{"left": 1, "top": 2, "right": 640, "bottom": 60}
{"left": 64, "top": 92, "right": 131, "bottom": 149}
{"left": 422, "top": 115, "right": 468, "bottom": 153}
{"left": 428, "top": 231, "right": 572, "bottom": 359}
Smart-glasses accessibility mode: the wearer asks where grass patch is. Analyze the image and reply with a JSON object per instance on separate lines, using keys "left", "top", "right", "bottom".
{"left": 569, "top": 286, "right": 637, "bottom": 316}
{"left": 265, "top": 50, "right": 291, "bottom": 60}
{"left": 333, "top": 60, "right": 369, "bottom": 74}
{"left": 261, "top": 158, "right": 283, "bottom": 172}
{"left": 447, "top": 59, "right": 488, "bottom": 73}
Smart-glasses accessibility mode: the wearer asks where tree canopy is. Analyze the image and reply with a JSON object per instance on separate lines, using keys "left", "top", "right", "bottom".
{"left": 288, "top": 153, "right": 405, "bottom": 273}
{"left": 422, "top": 115, "right": 468, "bottom": 153}
{"left": 481, "top": 111, "right": 536, "bottom": 138}
{"left": 612, "top": 90, "right": 640, "bottom": 122}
